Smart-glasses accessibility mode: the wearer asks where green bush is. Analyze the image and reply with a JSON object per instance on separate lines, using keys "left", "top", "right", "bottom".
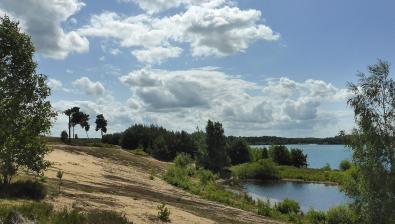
{"left": 174, "top": 153, "right": 193, "bottom": 168}
{"left": 0, "top": 180, "right": 47, "bottom": 200}
{"left": 326, "top": 205, "right": 356, "bottom": 224}
{"left": 86, "top": 210, "right": 131, "bottom": 224}
{"left": 249, "top": 147, "right": 269, "bottom": 162}
{"left": 157, "top": 203, "right": 171, "bottom": 222}
{"left": 269, "top": 145, "right": 292, "bottom": 165}
{"left": 322, "top": 163, "right": 331, "bottom": 171}
{"left": 339, "top": 160, "right": 351, "bottom": 171}
{"left": 257, "top": 199, "right": 271, "bottom": 217}
{"left": 60, "top": 130, "right": 68, "bottom": 143}
{"left": 164, "top": 165, "right": 192, "bottom": 190}
{"left": 230, "top": 159, "right": 279, "bottom": 180}
{"left": 275, "top": 199, "right": 300, "bottom": 214}
{"left": 196, "top": 169, "right": 215, "bottom": 186}
{"left": 307, "top": 209, "right": 326, "bottom": 224}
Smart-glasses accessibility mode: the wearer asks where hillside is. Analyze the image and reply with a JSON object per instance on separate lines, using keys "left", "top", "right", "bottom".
{"left": 43, "top": 143, "right": 282, "bottom": 224}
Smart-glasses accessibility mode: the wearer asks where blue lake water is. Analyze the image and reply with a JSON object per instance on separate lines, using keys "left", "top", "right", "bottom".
{"left": 252, "top": 144, "right": 352, "bottom": 169}
{"left": 243, "top": 181, "right": 351, "bottom": 212}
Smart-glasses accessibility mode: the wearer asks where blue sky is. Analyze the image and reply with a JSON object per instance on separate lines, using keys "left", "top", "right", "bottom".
{"left": 1, "top": 0, "right": 394, "bottom": 138}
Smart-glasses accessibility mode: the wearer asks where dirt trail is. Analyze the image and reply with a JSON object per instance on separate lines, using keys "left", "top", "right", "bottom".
{"left": 45, "top": 144, "right": 283, "bottom": 224}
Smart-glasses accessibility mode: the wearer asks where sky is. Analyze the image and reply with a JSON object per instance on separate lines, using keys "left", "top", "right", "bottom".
{"left": 1, "top": 0, "right": 395, "bottom": 138}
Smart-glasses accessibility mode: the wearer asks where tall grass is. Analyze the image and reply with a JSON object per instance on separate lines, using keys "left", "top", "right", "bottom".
{"left": 277, "top": 166, "right": 345, "bottom": 184}
{"left": 0, "top": 202, "right": 133, "bottom": 224}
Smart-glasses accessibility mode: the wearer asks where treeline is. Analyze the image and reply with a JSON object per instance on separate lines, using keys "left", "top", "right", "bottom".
{"left": 240, "top": 135, "right": 346, "bottom": 145}
{"left": 102, "top": 121, "right": 307, "bottom": 170}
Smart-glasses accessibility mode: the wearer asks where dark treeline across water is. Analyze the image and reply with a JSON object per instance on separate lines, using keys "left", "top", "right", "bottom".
{"left": 238, "top": 135, "right": 346, "bottom": 145}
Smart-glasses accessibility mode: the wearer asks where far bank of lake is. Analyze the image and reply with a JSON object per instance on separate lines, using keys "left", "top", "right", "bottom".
{"left": 252, "top": 144, "right": 352, "bottom": 169}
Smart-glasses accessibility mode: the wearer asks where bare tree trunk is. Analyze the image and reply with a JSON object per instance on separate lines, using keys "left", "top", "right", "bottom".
{"left": 86, "top": 131, "right": 89, "bottom": 139}
{"left": 68, "top": 116, "right": 71, "bottom": 143}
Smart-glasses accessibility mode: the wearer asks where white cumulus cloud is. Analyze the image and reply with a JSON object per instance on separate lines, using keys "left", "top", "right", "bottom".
{"left": 0, "top": 0, "right": 89, "bottom": 59}
{"left": 78, "top": 1, "right": 279, "bottom": 63}
{"left": 72, "top": 77, "right": 105, "bottom": 95}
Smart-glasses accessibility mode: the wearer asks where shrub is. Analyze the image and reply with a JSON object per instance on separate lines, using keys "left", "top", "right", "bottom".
{"left": 339, "top": 160, "right": 351, "bottom": 171}
{"left": 307, "top": 209, "right": 326, "bottom": 224}
{"left": 230, "top": 159, "right": 279, "bottom": 180}
{"left": 290, "top": 148, "right": 307, "bottom": 168}
{"left": 86, "top": 210, "right": 132, "bottom": 224}
{"left": 157, "top": 203, "right": 170, "bottom": 222}
{"left": 326, "top": 205, "right": 356, "bottom": 224}
{"left": 257, "top": 199, "right": 271, "bottom": 217}
{"left": 196, "top": 169, "right": 215, "bottom": 186}
{"left": 275, "top": 199, "right": 300, "bottom": 214}
{"left": 249, "top": 147, "right": 268, "bottom": 162}
{"left": 60, "top": 131, "right": 68, "bottom": 143}
{"left": 164, "top": 165, "right": 192, "bottom": 190}
{"left": 102, "top": 133, "right": 122, "bottom": 145}
{"left": 322, "top": 163, "right": 331, "bottom": 171}
{"left": 0, "top": 180, "right": 47, "bottom": 200}
{"left": 174, "top": 153, "right": 193, "bottom": 168}
{"left": 52, "top": 208, "right": 86, "bottom": 224}
{"left": 269, "top": 145, "right": 292, "bottom": 165}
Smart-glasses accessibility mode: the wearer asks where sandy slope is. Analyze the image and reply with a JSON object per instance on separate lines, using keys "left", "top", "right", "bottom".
{"left": 44, "top": 144, "right": 282, "bottom": 224}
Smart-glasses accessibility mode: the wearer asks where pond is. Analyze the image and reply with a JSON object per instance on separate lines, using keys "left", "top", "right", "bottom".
{"left": 252, "top": 144, "right": 352, "bottom": 169}
{"left": 243, "top": 180, "right": 351, "bottom": 212}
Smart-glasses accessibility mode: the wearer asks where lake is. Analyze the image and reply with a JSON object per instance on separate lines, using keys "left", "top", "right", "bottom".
{"left": 252, "top": 144, "right": 352, "bottom": 169}
{"left": 243, "top": 180, "right": 351, "bottom": 212}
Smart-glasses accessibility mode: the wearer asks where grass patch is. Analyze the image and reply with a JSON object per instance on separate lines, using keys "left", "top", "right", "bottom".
{"left": 0, "top": 201, "right": 133, "bottom": 224}
{"left": 277, "top": 166, "right": 345, "bottom": 184}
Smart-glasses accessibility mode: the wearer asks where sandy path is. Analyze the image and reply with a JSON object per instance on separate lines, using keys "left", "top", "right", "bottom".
{"left": 44, "top": 144, "right": 282, "bottom": 224}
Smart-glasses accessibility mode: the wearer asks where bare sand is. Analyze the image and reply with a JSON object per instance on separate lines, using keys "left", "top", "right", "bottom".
{"left": 44, "top": 144, "right": 283, "bottom": 224}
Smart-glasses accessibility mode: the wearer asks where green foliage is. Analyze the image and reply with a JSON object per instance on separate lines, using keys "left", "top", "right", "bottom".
{"left": 269, "top": 145, "right": 292, "bottom": 165}
{"left": 230, "top": 159, "right": 279, "bottom": 180}
{"left": 257, "top": 199, "right": 272, "bottom": 217}
{"left": 345, "top": 60, "right": 395, "bottom": 223}
{"left": 174, "top": 153, "right": 193, "bottom": 168}
{"left": 0, "top": 16, "right": 56, "bottom": 184}
{"left": 102, "top": 133, "right": 122, "bottom": 145}
{"left": 321, "top": 163, "right": 331, "bottom": 171}
{"left": 0, "top": 180, "right": 47, "bottom": 200}
{"left": 95, "top": 114, "right": 108, "bottom": 136}
{"left": 306, "top": 209, "right": 326, "bottom": 224}
{"left": 157, "top": 203, "right": 171, "bottom": 222}
{"left": 164, "top": 165, "right": 192, "bottom": 190}
{"left": 227, "top": 139, "right": 251, "bottom": 165}
{"left": 57, "top": 170, "right": 64, "bottom": 193}
{"left": 275, "top": 199, "right": 300, "bottom": 214}
{"left": 201, "top": 120, "right": 229, "bottom": 172}
{"left": 249, "top": 147, "right": 269, "bottom": 162}
{"left": 278, "top": 166, "right": 344, "bottom": 184}
{"left": 60, "top": 131, "right": 68, "bottom": 143}
{"left": 290, "top": 149, "right": 308, "bottom": 168}
{"left": 0, "top": 202, "right": 133, "bottom": 224}
{"left": 120, "top": 124, "right": 197, "bottom": 161}
{"left": 326, "top": 205, "right": 356, "bottom": 224}
{"left": 339, "top": 160, "right": 351, "bottom": 171}
{"left": 86, "top": 210, "right": 131, "bottom": 224}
